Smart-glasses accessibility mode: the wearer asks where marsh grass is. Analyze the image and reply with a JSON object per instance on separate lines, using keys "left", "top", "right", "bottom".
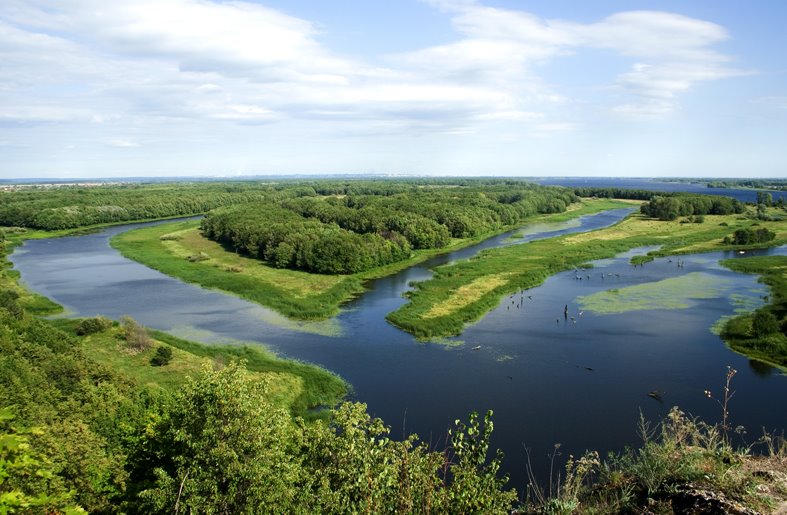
{"left": 387, "top": 206, "right": 787, "bottom": 339}
{"left": 47, "top": 318, "right": 347, "bottom": 417}
{"left": 148, "top": 330, "right": 347, "bottom": 415}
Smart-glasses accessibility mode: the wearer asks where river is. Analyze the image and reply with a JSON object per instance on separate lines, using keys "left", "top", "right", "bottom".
{"left": 9, "top": 206, "right": 787, "bottom": 490}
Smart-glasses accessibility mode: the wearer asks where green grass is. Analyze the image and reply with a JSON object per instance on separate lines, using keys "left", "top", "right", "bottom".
{"left": 387, "top": 207, "right": 787, "bottom": 339}
{"left": 1, "top": 236, "right": 64, "bottom": 316}
{"left": 48, "top": 318, "right": 348, "bottom": 417}
{"left": 111, "top": 220, "right": 367, "bottom": 320}
{"left": 110, "top": 199, "right": 635, "bottom": 320}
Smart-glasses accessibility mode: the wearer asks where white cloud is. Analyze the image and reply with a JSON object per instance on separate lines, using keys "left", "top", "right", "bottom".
{"left": 0, "top": 0, "right": 750, "bottom": 163}
{"left": 411, "top": 3, "right": 749, "bottom": 118}
{"left": 107, "top": 139, "right": 140, "bottom": 148}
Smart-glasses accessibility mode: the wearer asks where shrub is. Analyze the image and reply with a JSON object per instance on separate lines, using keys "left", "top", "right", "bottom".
{"left": 120, "top": 315, "right": 153, "bottom": 351}
{"left": 752, "top": 310, "right": 779, "bottom": 338}
{"left": 0, "top": 290, "right": 23, "bottom": 319}
{"left": 75, "top": 316, "right": 113, "bottom": 335}
{"left": 731, "top": 227, "right": 776, "bottom": 245}
{"left": 186, "top": 251, "right": 210, "bottom": 262}
{"left": 150, "top": 346, "right": 173, "bottom": 366}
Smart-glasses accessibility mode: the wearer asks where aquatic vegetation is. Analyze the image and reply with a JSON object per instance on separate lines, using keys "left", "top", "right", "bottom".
{"left": 576, "top": 273, "right": 733, "bottom": 315}
{"left": 421, "top": 337, "right": 465, "bottom": 348}
{"left": 390, "top": 206, "right": 787, "bottom": 338}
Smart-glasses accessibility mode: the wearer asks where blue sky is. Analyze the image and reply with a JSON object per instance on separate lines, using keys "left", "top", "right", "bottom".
{"left": 1, "top": 0, "right": 785, "bottom": 178}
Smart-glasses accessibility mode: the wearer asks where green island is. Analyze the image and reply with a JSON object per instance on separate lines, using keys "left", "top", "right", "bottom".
{"left": 2, "top": 180, "right": 787, "bottom": 513}
{"left": 110, "top": 197, "right": 626, "bottom": 321}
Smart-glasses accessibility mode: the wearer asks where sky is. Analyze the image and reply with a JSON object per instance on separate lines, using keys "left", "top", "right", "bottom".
{"left": 1, "top": 0, "right": 786, "bottom": 179}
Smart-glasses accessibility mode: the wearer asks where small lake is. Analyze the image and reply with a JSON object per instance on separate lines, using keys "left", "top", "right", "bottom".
{"left": 10, "top": 208, "right": 787, "bottom": 489}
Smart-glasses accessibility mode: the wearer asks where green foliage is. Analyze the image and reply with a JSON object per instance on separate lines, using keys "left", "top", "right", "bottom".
{"left": 445, "top": 410, "right": 518, "bottom": 513}
{"left": 201, "top": 182, "right": 577, "bottom": 274}
{"left": 0, "top": 408, "right": 87, "bottom": 514}
{"left": 0, "top": 309, "right": 149, "bottom": 511}
{"left": 730, "top": 227, "right": 776, "bottom": 245}
{"left": 149, "top": 346, "right": 173, "bottom": 367}
{"left": 300, "top": 402, "right": 445, "bottom": 513}
{"left": 640, "top": 194, "right": 744, "bottom": 221}
{"left": 131, "top": 364, "right": 517, "bottom": 514}
{"left": 75, "top": 316, "right": 113, "bottom": 335}
{"left": 0, "top": 182, "right": 277, "bottom": 230}
{"left": 135, "top": 362, "right": 301, "bottom": 514}
{"left": 0, "top": 290, "right": 22, "bottom": 319}
{"left": 752, "top": 310, "right": 779, "bottom": 338}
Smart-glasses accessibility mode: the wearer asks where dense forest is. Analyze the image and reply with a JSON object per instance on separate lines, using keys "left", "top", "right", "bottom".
{"left": 0, "top": 179, "right": 572, "bottom": 231}
{"left": 200, "top": 184, "right": 578, "bottom": 274}
{"left": 639, "top": 194, "right": 745, "bottom": 220}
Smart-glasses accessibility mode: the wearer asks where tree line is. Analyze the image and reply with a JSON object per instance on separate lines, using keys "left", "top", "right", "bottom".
{"left": 639, "top": 194, "right": 744, "bottom": 221}
{"left": 0, "top": 183, "right": 279, "bottom": 230}
{"left": 201, "top": 184, "right": 578, "bottom": 274}
{"left": 0, "top": 178, "right": 575, "bottom": 231}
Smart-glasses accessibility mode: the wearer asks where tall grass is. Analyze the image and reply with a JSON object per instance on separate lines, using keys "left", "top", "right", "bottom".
{"left": 521, "top": 375, "right": 787, "bottom": 514}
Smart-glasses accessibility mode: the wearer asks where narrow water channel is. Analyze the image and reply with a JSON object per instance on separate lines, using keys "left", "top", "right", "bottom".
{"left": 10, "top": 209, "right": 787, "bottom": 488}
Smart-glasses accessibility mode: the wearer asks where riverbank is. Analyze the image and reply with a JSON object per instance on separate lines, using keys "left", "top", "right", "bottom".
{"left": 0, "top": 228, "right": 348, "bottom": 417}
{"left": 110, "top": 198, "right": 633, "bottom": 320}
{"left": 387, "top": 205, "right": 787, "bottom": 339}
{"left": 718, "top": 256, "right": 787, "bottom": 371}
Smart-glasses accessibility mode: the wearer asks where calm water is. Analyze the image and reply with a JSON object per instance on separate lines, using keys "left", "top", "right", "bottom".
{"left": 535, "top": 177, "right": 787, "bottom": 204}
{"left": 10, "top": 208, "right": 787, "bottom": 489}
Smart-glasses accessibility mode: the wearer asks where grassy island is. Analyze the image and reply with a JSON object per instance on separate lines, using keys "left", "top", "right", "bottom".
{"left": 387, "top": 205, "right": 787, "bottom": 339}
{"left": 110, "top": 198, "right": 631, "bottom": 320}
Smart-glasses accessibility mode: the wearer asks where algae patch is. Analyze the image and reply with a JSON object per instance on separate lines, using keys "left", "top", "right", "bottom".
{"left": 577, "top": 272, "right": 732, "bottom": 315}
